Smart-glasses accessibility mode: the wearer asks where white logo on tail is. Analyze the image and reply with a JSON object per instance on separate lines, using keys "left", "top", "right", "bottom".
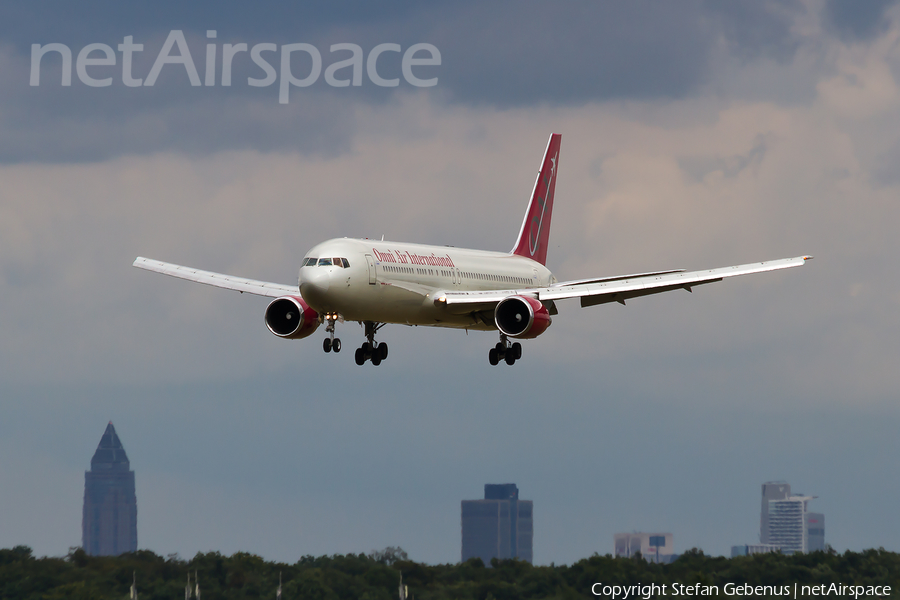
{"left": 528, "top": 152, "right": 557, "bottom": 256}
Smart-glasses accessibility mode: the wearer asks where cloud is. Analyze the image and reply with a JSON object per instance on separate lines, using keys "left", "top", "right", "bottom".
{"left": 702, "top": 0, "right": 806, "bottom": 61}
{"left": 2, "top": 65, "right": 899, "bottom": 400}
{"left": 816, "top": 29, "right": 900, "bottom": 119}
{"left": 823, "top": 0, "right": 899, "bottom": 41}
{"left": 0, "top": 1, "right": 821, "bottom": 163}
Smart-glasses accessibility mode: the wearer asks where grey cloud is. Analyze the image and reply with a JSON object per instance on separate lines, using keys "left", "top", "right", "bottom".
{"left": 701, "top": 0, "right": 806, "bottom": 62}
{"left": 427, "top": 2, "right": 712, "bottom": 106}
{"left": 0, "top": 1, "right": 429, "bottom": 53}
{"left": 678, "top": 134, "right": 772, "bottom": 182}
{"left": 3, "top": 1, "right": 819, "bottom": 164}
{"left": 326, "top": 0, "right": 805, "bottom": 104}
{"left": 5, "top": 27, "right": 437, "bottom": 163}
{"left": 873, "top": 139, "right": 900, "bottom": 185}
{"left": 0, "top": 91, "right": 361, "bottom": 163}
{"left": 824, "top": 0, "right": 898, "bottom": 41}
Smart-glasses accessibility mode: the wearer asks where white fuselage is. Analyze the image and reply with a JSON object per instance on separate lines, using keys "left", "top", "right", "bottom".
{"left": 298, "top": 238, "right": 556, "bottom": 329}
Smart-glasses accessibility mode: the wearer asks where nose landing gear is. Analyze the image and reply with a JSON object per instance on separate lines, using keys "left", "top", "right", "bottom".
{"left": 488, "top": 334, "right": 522, "bottom": 366}
{"left": 322, "top": 313, "right": 342, "bottom": 353}
{"left": 355, "top": 321, "right": 389, "bottom": 366}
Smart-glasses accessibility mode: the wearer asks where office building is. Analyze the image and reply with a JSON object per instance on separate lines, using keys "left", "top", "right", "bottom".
{"left": 614, "top": 532, "right": 675, "bottom": 563}
{"left": 807, "top": 512, "right": 825, "bottom": 552}
{"left": 731, "top": 544, "right": 782, "bottom": 557}
{"left": 760, "top": 481, "right": 790, "bottom": 544}
{"left": 768, "top": 495, "right": 815, "bottom": 552}
{"left": 461, "top": 484, "right": 533, "bottom": 564}
{"left": 82, "top": 422, "right": 138, "bottom": 556}
{"left": 759, "top": 481, "right": 824, "bottom": 553}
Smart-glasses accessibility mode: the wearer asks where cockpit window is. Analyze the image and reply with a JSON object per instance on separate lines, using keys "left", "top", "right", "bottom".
{"left": 306, "top": 257, "right": 348, "bottom": 267}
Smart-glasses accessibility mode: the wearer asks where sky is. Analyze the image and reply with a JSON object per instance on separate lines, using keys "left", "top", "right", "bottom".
{"left": 1, "top": 0, "right": 899, "bottom": 566}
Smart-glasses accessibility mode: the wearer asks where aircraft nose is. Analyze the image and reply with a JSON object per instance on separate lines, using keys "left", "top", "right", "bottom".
{"left": 299, "top": 268, "right": 331, "bottom": 302}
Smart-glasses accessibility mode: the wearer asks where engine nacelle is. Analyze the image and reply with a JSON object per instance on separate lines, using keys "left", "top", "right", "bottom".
{"left": 494, "top": 295, "right": 552, "bottom": 339}
{"left": 265, "top": 296, "right": 319, "bottom": 339}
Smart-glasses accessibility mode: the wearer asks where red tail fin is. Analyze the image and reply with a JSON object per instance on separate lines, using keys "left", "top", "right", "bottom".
{"left": 511, "top": 133, "right": 561, "bottom": 266}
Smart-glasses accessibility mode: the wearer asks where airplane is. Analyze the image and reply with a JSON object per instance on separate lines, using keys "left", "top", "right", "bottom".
{"left": 133, "top": 133, "right": 811, "bottom": 367}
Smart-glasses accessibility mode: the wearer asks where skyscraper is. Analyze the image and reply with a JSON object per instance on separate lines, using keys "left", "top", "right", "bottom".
{"left": 82, "top": 422, "right": 138, "bottom": 556}
{"left": 807, "top": 512, "right": 826, "bottom": 552}
{"left": 461, "top": 484, "right": 533, "bottom": 564}
{"left": 760, "top": 481, "right": 790, "bottom": 544}
{"left": 768, "top": 495, "right": 815, "bottom": 553}
{"left": 759, "top": 481, "right": 824, "bottom": 553}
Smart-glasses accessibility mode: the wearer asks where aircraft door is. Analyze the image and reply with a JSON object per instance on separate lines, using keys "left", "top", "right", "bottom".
{"left": 365, "top": 254, "right": 376, "bottom": 285}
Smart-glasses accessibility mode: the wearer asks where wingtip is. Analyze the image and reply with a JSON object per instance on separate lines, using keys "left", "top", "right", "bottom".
{"left": 802, "top": 255, "right": 814, "bottom": 261}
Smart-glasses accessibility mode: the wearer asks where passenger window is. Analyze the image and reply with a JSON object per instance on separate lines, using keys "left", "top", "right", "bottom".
{"left": 318, "top": 258, "right": 333, "bottom": 266}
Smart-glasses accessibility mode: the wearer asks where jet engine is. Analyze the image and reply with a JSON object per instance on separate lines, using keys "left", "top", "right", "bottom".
{"left": 264, "top": 296, "right": 319, "bottom": 339}
{"left": 494, "top": 295, "right": 552, "bottom": 339}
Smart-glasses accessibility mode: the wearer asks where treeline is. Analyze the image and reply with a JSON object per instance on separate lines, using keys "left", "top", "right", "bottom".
{"left": 1, "top": 545, "right": 898, "bottom": 599}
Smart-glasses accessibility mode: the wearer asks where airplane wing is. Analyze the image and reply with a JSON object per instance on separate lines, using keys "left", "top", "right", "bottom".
{"left": 133, "top": 257, "right": 298, "bottom": 298}
{"left": 436, "top": 256, "right": 811, "bottom": 311}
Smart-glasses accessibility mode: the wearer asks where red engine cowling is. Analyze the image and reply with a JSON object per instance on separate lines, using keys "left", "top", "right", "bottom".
{"left": 264, "top": 296, "right": 319, "bottom": 339}
{"left": 494, "top": 295, "right": 552, "bottom": 339}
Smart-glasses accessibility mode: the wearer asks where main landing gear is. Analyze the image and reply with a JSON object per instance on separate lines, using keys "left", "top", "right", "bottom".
{"left": 355, "top": 321, "right": 389, "bottom": 366}
{"left": 489, "top": 334, "right": 522, "bottom": 366}
{"left": 322, "top": 314, "right": 341, "bottom": 353}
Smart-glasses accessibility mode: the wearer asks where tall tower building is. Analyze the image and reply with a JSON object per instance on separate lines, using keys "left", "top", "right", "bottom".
{"left": 760, "top": 481, "right": 790, "bottom": 544}
{"left": 461, "top": 484, "right": 533, "bottom": 565}
{"left": 768, "top": 495, "right": 815, "bottom": 553}
{"left": 807, "top": 512, "right": 826, "bottom": 552}
{"left": 82, "top": 422, "right": 138, "bottom": 556}
{"left": 760, "top": 481, "right": 824, "bottom": 553}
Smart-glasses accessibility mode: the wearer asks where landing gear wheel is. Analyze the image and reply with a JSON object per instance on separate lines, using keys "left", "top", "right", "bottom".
{"left": 489, "top": 348, "right": 500, "bottom": 366}
{"left": 505, "top": 351, "right": 516, "bottom": 365}
{"left": 512, "top": 342, "right": 522, "bottom": 360}
{"left": 355, "top": 348, "right": 366, "bottom": 365}
{"left": 495, "top": 341, "right": 505, "bottom": 353}
{"left": 323, "top": 315, "right": 342, "bottom": 354}
{"left": 359, "top": 321, "right": 389, "bottom": 366}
